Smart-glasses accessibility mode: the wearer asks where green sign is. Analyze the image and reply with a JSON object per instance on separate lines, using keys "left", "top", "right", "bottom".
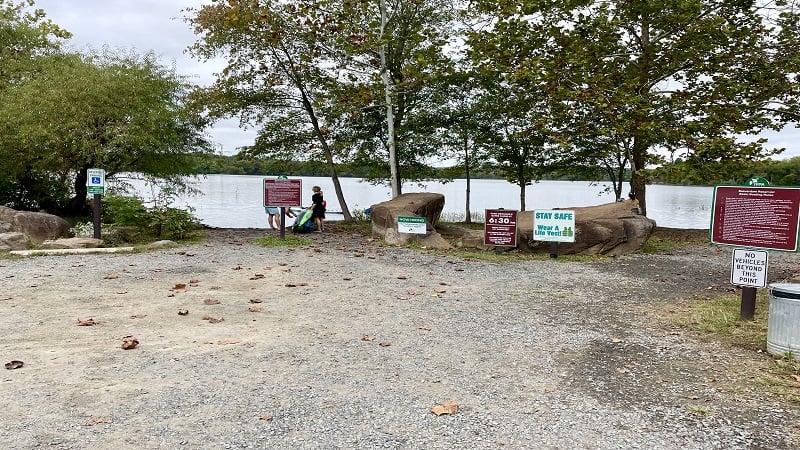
{"left": 745, "top": 177, "right": 770, "bottom": 187}
{"left": 398, "top": 216, "right": 427, "bottom": 234}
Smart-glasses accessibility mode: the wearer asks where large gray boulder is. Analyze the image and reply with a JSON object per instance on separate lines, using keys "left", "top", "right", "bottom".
{"left": 0, "top": 232, "right": 32, "bottom": 252}
{"left": 446, "top": 201, "right": 655, "bottom": 256}
{"left": 0, "top": 206, "right": 71, "bottom": 244}
{"left": 39, "top": 238, "right": 103, "bottom": 250}
{"left": 371, "top": 193, "right": 451, "bottom": 249}
{"left": 520, "top": 201, "right": 655, "bottom": 255}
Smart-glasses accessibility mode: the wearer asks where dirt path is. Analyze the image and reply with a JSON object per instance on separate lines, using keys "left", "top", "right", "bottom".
{"left": 1, "top": 227, "right": 799, "bottom": 449}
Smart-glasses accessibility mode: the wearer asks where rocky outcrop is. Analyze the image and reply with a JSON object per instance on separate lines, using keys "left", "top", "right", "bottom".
{"left": 0, "top": 206, "right": 71, "bottom": 244}
{"left": 518, "top": 201, "right": 655, "bottom": 255}
{"left": 446, "top": 201, "right": 655, "bottom": 256}
{"left": 0, "top": 232, "right": 32, "bottom": 252}
{"left": 39, "top": 238, "right": 104, "bottom": 250}
{"left": 370, "top": 193, "right": 451, "bottom": 249}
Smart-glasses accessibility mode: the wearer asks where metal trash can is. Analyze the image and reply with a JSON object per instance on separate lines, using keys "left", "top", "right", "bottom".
{"left": 767, "top": 283, "right": 800, "bottom": 358}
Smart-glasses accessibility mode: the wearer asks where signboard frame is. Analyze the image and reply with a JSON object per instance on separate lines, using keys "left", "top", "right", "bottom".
{"left": 730, "top": 248, "right": 768, "bottom": 288}
{"left": 87, "top": 168, "right": 105, "bottom": 195}
{"left": 263, "top": 178, "right": 302, "bottom": 208}
{"left": 397, "top": 216, "right": 427, "bottom": 234}
{"left": 532, "top": 209, "right": 576, "bottom": 243}
{"left": 484, "top": 209, "right": 518, "bottom": 247}
{"left": 710, "top": 185, "right": 800, "bottom": 252}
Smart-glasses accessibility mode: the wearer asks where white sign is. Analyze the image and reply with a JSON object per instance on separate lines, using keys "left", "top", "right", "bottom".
{"left": 533, "top": 209, "right": 576, "bottom": 242}
{"left": 87, "top": 168, "right": 105, "bottom": 195}
{"left": 730, "top": 248, "right": 768, "bottom": 288}
{"left": 397, "top": 216, "right": 427, "bottom": 234}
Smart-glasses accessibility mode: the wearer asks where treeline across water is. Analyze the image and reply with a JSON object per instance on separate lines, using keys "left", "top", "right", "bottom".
{"left": 198, "top": 154, "right": 800, "bottom": 187}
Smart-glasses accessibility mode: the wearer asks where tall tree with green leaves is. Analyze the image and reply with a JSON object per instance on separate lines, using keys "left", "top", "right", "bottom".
{"left": 0, "top": 49, "right": 211, "bottom": 213}
{"left": 470, "top": 0, "right": 800, "bottom": 215}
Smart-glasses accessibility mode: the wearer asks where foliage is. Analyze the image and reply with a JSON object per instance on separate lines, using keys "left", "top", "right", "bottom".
{"left": 469, "top": 0, "right": 800, "bottom": 216}
{"left": 101, "top": 194, "right": 202, "bottom": 241}
{"left": 0, "top": 18, "right": 212, "bottom": 216}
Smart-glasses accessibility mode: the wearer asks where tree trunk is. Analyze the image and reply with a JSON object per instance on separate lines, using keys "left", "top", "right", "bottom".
{"left": 463, "top": 132, "right": 471, "bottom": 224}
{"left": 67, "top": 167, "right": 90, "bottom": 216}
{"left": 630, "top": 135, "right": 647, "bottom": 216}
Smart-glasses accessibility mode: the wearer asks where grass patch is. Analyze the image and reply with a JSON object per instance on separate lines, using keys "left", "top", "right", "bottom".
{"left": 668, "top": 290, "right": 800, "bottom": 404}
{"left": 254, "top": 234, "right": 313, "bottom": 247}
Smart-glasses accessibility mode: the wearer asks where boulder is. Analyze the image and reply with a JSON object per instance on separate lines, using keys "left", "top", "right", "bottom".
{"left": 39, "top": 238, "right": 104, "bottom": 250}
{"left": 446, "top": 201, "right": 655, "bottom": 255}
{"left": 371, "top": 193, "right": 451, "bottom": 249}
{"left": 0, "top": 206, "right": 71, "bottom": 244}
{"left": 0, "top": 232, "right": 31, "bottom": 252}
{"left": 519, "top": 201, "right": 655, "bottom": 255}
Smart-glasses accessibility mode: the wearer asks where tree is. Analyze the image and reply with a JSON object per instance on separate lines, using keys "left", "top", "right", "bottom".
{"left": 470, "top": 0, "right": 800, "bottom": 215}
{"left": 187, "top": 0, "right": 459, "bottom": 210}
{"left": 0, "top": 49, "right": 212, "bottom": 214}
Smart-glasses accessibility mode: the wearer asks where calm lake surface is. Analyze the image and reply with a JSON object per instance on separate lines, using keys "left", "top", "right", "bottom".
{"left": 122, "top": 175, "right": 713, "bottom": 229}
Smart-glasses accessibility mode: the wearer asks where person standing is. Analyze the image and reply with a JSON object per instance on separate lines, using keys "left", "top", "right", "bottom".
{"left": 265, "top": 206, "right": 280, "bottom": 231}
{"left": 311, "top": 186, "right": 325, "bottom": 232}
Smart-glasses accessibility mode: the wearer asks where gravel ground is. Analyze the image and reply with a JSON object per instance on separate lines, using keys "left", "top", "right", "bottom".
{"left": 1, "top": 227, "right": 799, "bottom": 449}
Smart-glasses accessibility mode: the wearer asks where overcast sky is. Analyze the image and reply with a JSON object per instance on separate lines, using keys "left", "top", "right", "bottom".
{"left": 31, "top": 0, "right": 800, "bottom": 160}
{"left": 34, "top": 0, "right": 257, "bottom": 155}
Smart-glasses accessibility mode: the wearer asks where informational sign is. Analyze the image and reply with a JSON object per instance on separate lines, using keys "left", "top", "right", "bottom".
{"left": 397, "top": 216, "right": 427, "bottom": 234}
{"left": 710, "top": 186, "right": 800, "bottom": 251}
{"left": 533, "top": 209, "right": 576, "bottom": 242}
{"left": 730, "top": 248, "right": 768, "bottom": 288}
{"left": 484, "top": 209, "right": 517, "bottom": 247}
{"left": 87, "top": 168, "right": 105, "bottom": 195}
{"left": 263, "top": 178, "right": 302, "bottom": 207}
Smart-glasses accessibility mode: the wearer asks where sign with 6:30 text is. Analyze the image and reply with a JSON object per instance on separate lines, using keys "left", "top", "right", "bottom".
{"left": 484, "top": 209, "right": 517, "bottom": 247}
{"left": 533, "top": 209, "right": 575, "bottom": 242}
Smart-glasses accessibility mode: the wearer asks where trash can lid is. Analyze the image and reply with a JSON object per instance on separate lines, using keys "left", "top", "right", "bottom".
{"left": 770, "top": 283, "right": 800, "bottom": 298}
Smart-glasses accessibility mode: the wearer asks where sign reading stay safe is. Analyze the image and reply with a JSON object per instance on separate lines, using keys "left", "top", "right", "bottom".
{"left": 533, "top": 209, "right": 575, "bottom": 243}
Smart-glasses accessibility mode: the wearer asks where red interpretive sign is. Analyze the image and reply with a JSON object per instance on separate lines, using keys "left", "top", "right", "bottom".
{"left": 263, "top": 178, "right": 302, "bottom": 207}
{"left": 484, "top": 209, "right": 518, "bottom": 247}
{"left": 710, "top": 186, "right": 800, "bottom": 251}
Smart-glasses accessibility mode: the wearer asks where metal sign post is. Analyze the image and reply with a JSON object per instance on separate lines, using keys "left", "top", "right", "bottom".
{"left": 87, "top": 168, "right": 105, "bottom": 239}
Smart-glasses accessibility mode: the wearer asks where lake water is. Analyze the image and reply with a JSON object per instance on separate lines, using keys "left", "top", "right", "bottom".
{"left": 119, "top": 174, "right": 713, "bottom": 229}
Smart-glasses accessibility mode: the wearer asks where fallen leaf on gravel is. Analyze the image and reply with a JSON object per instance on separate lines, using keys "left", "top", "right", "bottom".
{"left": 259, "top": 414, "right": 273, "bottom": 421}
{"left": 455, "top": 268, "right": 464, "bottom": 272}
{"left": 4, "top": 360, "right": 23, "bottom": 370}
{"left": 189, "top": 278, "right": 200, "bottom": 284}
{"left": 178, "top": 309, "right": 189, "bottom": 316}
{"left": 407, "top": 290, "right": 422, "bottom": 295}
{"left": 0, "top": 295, "right": 12, "bottom": 301}
{"left": 250, "top": 299, "right": 263, "bottom": 304}
{"left": 282, "top": 268, "right": 291, "bottom": 273}
{"left": 792, "top": 375, "right": 800, "bottom": 383}
{"left": 431, "top": 293, "right": 440, "bottom": 298}
{"left": 361, "top": 335, "right": 375, "bottom": 341}
{"left": 248, "top": 306, "right": 264, "bottom": 313}
{"left": 397, "top": 296, "right": 409, "bottom": 300}
{"left": 210, "top": 286, "right": 221, "bottom": 290}
{"left": 285, "top": 283, "right": 297, "bottom": 287}
{"left": 313, "top": 248, "right": 323, "bottom": 253}
{"left": 130, "top": 314, "right": 147, "bottom": 319}
{"left": 611, "top": 338, "right": 624, "bottom": 344}
{"left": 204, "top": 299, "right": 221, "bottom": 305}
{"left": 232, "top": 265, "right": 243, "bottom": 270}
{"left": 397, "top": 275, "right": 408, "bottom": 280}
{"left": 121, "top": 337, "right": 139, "bottom": 350}
{"left": 439, "top": 282, "right": 450, "bottom": 286}
{"left": 343, "top": 277, "right": 352, "bottom": 281}
{"left": 616, "top": 367, "right": 630, "bottom": 374}
{"left": 171, "top": 283, "right": 187, "bottom": 292}
{"left": 103, "top": 274, "right": 119, "bottom": 280}
{"left": 379, "top": 342, "right": 391, "bottom": 347}
{"left": 249, "top": 274, "right": 265, "bottom": 280}
{"left": 77, "top": 318, "right": 96, "bottom": 326}
{"left": 218, "top": 339, "right": 241, "bottom": 345}
{"left": 202, "top": 316, "right": 224, "bottom": 324}
{"left": 418, "top": 326, "right": 431, "bottom": 331}
{"left": 431, "top": 401, "right": 458, "bottom": 416}
{"left": 84, "top": 417, "right": 112, "bottom": 426}
{"left": 434, "top": 289, "right": 447, "bottom": 294}
{"left": 278, "top": 262, "right": 288, "bottom": 266}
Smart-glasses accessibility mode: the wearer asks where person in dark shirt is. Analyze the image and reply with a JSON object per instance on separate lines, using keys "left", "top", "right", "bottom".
{"left": 311, "top": 185, "right": 326, "bottom": 232}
